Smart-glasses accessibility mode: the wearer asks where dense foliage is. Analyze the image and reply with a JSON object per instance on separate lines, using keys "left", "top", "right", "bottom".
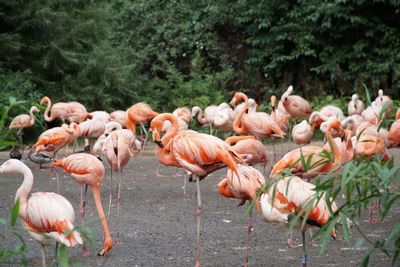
{"left": 1, "top": 0, "right": 399, "bottom": 113}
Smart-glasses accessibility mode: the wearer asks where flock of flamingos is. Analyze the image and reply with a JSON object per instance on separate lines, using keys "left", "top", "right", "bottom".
{"left": 1, "top": 86, "right": 400, "bottom": 266}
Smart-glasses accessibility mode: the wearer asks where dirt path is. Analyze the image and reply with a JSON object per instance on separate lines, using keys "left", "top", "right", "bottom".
{"left": 0, "top": 141, "right": 398, "bottom": 266}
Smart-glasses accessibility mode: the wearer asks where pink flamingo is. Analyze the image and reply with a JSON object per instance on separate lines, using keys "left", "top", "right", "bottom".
{"left": 90, "top": 111, "right": 110, "bottom": 123}
{"left": 375, "top": 89, "right": 393, "bottom": 118}
{"left": 191, "top": 105, "right": 218, "bottom": 134}
{"left": 40, "top": 96, "right": 91, "bottom": 123}
{"left": 280, "top": 86, "right": 312, "bottom": 119}
{"left": 109, "top": 110, "right": 126, "bottom": 127}
{"left": 173, "top": 107, "right": 192, "bottom": 124}
{"left": 348, "top": 94, "right": 364, "bottom": 115}
{"left": 9, "top": 106, "right": 40, "bottom": 152}
{"left": 230, "top": 92, "right": 285, "bottom": 139}
{"left": 0, "top": 159, "right": 82, "bottom": 266}
{"left": 260, "top": 175, "right": 339, "bottom": 267}
{"left": 79, "top": 119, "right": 107, "bottom": 151}
{"left": 292, "top": 120, "right": 313, "bottom": 145}
{"left": 102, "top": 129, "right": 141, "bottom": 243}
{"left": 214, "top": 104, "right": 236, "bottom": 133}
{"left": 234, "top": 98, "right": 258, "bottom": 116}
{"left": 91, "top": 122, "right": 123, "bottom": 157}
{"left": 51, "top": 153, "right": 113, "bottom": 256}
{"left": 271, "top": 95, "right": 289, "bottom": 132}
{"left": 218, "top": 164, "right": 265, "bottom": 267}
{"left": 150, "top": 113, "right": 241, "bottom": 267}
{"left": 388, "top": 109, "right": 400, "bottom": 147}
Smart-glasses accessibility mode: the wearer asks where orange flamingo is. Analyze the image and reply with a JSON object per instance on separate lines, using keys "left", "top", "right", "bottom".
{"left": 280, "top": 86, "right": 312, "bottom": 119}
{"left": 33, "top": 123, "right": 80, "bottom": 156}
{"left": 0, "top": 159, "right": 82, "bottom": 266}
{"left": 9, "top": 105, "right": 40, "bottom": 152}
{"left": 150, "top": 113, "right": 241, "bottom": 267}
{"left": 270, "top": 120, "right": 345, "bottom": 179}
{"left": 348, "top": 94, "right": 364, "bottom": 115}
{"left": 292, "top": 120, "right": 314, "bottom": 145}
{"left": 109, "top": 110, "right": 126, "bottom": 127}
{"left": 230, "top": 92, "right": 285, "bottom": 139}
{"left": 125, "top": 102, "right": 158, "bottom": 142}
{"left": 40, "top": 96, "right": 91, "bottom": 123}
{"left": 218, "top": 164, "right": 265, "bottom": 267}
{"left": 51, "top": 153, "right": 113, "bottom": 256}
{"left": 260, "top": 175, "right": 338, "bottom": 267}
{"left": 388, "top": 109, "right": 400, "bottom": 147}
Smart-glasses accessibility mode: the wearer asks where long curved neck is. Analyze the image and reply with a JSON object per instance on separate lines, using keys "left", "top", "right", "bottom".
{"left": 160, "top": 115, "right": 179, "bottom": 146}
{"left": 42, "top": 97, "right": 52, "bottom": 122}
{"left": 193, "top": 107, "right": 206, "bottom": 124}
{"left": 325, "top": 125, "right": 341, "bottom": 164}
{"left": 225, "top": 135, "right": 255, "bottom": 145}
{"left": 15, "top": 163, "right": 33, "bottom": 219}
{"left": 29, "top": 107, "right": 36, "bottom": 126}
{"left": 232, "top": 93, "right": 248, "bottom": 134}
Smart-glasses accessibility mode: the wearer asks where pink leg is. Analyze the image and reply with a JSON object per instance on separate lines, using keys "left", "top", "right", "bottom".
{"left": 114, "top": 171, "right": 123, "bottom": 244}
{"left": 81, "top": 184, "right": 90, "bottom": 256}
{"left": 244, "top": 211, "right": 252, "bottom": 267}
{"left": 107, "top": 169, "right": 113, "bottom": 220}
{"left": 287, "top": 231, "right": 299, "bottom": 248}
{"left": 156, "top": 164, "right": 166, "bottom": 177}
{"left": 194, "top": 175, "right": 202, "bottom": 267}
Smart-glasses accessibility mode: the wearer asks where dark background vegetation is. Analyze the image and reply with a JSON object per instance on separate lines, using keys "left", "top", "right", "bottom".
{"left": 1, "top": 0, "right": 399, "bottom": 115}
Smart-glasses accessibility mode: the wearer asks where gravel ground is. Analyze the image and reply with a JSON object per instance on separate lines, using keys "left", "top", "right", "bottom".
{"left": 0, "top": 141, "right": 399, "bottom": 267}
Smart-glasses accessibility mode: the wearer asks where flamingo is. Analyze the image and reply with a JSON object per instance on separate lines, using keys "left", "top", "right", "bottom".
{"left": 234, "top": 98, "right": 257, "bottom": 116}
{"left": 387, "top": 109, "right": 400, "bottom": 147}
{"left": 149, "top": 113, "right": 242, "bottom": 267}
{"left": 214, "top": 104, "right": 236, "bottom": 133}
{"left": 271, "top": 95, "right": 289, "bottom": 132}
{"left": 292, "top": 120, "right": 313, "bottom": 145}
{"left": 109, "top": 110, "right": 126, "bottom": 127}
{"left": 362, "top": 101, "right": 383, "bottom": 122}
{"left": 51, "top": 153, "right": 113, "bottom": 256}
{"left": 91, "top": 122, "right": 123, "bottom": 157}
{"left": 230, "top": 92, "right": 285, "bottom": 139}
{"left": 173, "top": 107, "right": 192, "bottom": 124}
{"left": 33, "top": 123, "right": 81, "bottom": 157}
{"left": 280, "top": 86, "right": 312, "bottom": 119}
{"left": 348, "top": 94, "right": 364, "bottom": 115}
{"left": 102, "top": 129, "right": 141, "bottom": 243}
{"left": 125, "top": 102, "right": 158, "bottom": 142}
{"left": 0, "top": 159, "right": 82, "bottom": 266}
{"left": 260, "top": 175, "right": 338, "bottom": 267}
{"left": 375, "top": 89, "right": 393, "bottom": 118}
{"left": 319, "top": 105, "right": 345, "bottom": 120}
{"left": 9, "top": 106, "right": 40, "bottom": 147}
{"left": 341, "top": 115, "right": 366, "bottom": 136}
{"left": 270, "top": 120, "right": 347, "bottom": 180}
{"left": 191, "top": 105, "right": 218, "bottom": 134}
{"left": 40, "top": 96, "right": 91, "bottom": 123}
{"left": 79, "top": 119, "right": 106, "bottom": 150}
{"left": 218, "top": 165, "right": 265, "bottom": 267}
{"left": 225, "top": 135, "right": 268, "bottom": 172}
{"left": 90, "top": 111, "right": 110, "bottom": 123}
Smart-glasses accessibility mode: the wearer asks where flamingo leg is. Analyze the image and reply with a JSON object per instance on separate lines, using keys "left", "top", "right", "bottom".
{"left": 140, "top": 123, "right": 148, "bottom": 148}
{"left": 182, "top": 172, "right": 188, "bottom": 197}
{"left": 114, "top": 171, "right": 123, "bottom": 244}
{"left": 287, "top": 231, "right": 299, "bottom": 247}
{"left": 155, "top": 164, "right": 166, "bottom": 177}
{"left": 81, "top": 184, "right": 90, "bottom": 255}
{"left": 301, "top": 230, "right": 307, "bottom": 267}
{"left": 194, "top": 175, "right": 202, "bottom": 267}
{"left": 244, "top": 211, "right": 252, "bottom": 267}
{"left": 91, "top": 185, "right": 113, "bottom": 256}
{"left": 107, "top": 168, "right": 113, "bottom": 220}
{"left": 16, "top": 130, "right": 24, "bottom": 157}
{"left": 40, "top": 244, "right": 46, "bottom": 267}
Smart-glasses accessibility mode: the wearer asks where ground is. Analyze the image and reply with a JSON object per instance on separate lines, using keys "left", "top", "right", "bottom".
{"left": 0, "top": 141, "right": 398, "bottom": 267}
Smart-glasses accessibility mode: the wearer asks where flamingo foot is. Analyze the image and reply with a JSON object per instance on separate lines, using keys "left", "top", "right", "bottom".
{"left": 310, "top": 240, "right": 318, "bottom": 247}
{"left": 363, "top": 217, "right": 375, "bottom": 223}
{"left": 98, "top": 248, "right": 111, "bottom": 256}
{"left": 114, "top": 240, "right": 124, "bottom": 245}
{"left": 194, "top": 262, "right": 202, "bottom": 267}
{"left": 156, "top": 171, "right": 166, "bottom": 177}
{"left": 82, "top": 248, "right": 91, "bottom": 256}
{"left": 287, "top": 239, "right": 301, "bottom": 248}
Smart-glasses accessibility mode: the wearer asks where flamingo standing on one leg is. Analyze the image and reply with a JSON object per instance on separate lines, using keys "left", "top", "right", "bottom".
{"left": 51, "top": 153, "right": 113, "bottom": 256}
{"left": 149, "top": 113, "right": 242, "bottom": 267}
{"left": 260, "top": 175, "right": 339, "bottom": 267}
{"left": 40, "top": 96, "right": 91, "bottom": 123}
{"left": 102, "top": 129, "right": 140, "bottom": 243}
{"left": 0, "top": 159, "right": 82, "bottom": 266}
{"left": 218, "top": 164, "right": 265, "bottom": 267}
{"left": 9, "top": 106, "right": 40, "bottom": 155}
{"left": 191, "top": 105, "right": 218, "bottom": 134}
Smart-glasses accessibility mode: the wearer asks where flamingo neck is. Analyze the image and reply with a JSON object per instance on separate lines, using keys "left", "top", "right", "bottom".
{"left": 160, "top": 115, "right": 179, "bottom": 147}
{"left": 193, "top": 107, "right": 206, "bottom": 124}
{"left": 15, "top": 164, "right": 33, "bottom": 219}
{"left": 42, "top": 97, "right": 52, "bottom": 122}
{"left": 325, "top": 126, "right": 341, "bottom": 164}
{"left": 29, "top": 108, "right": 36, "bottom": 126}
{"left": 232, "top": 94, "right": 248, "bottom": 134}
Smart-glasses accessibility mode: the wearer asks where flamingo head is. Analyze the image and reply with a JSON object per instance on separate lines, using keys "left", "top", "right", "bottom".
{"left": 270, "top": 95, "right": 276, "bottom": 108}
{"left": 40, "top": 96, "right": 50, "bottom": 105}
{"left": 230, "top": 92, "right": 247, "bottom": 107}
{"left": 31, "top": 106, "right": 40, "bottom": 113}
{"left": 351, "top": 94, "right": 358, "bottom": 101}
{"left": 0, "top": 159, "right": 25, "bottom": 174}
{"left": 326, "top": 119, "right": 343, "bottom": 136}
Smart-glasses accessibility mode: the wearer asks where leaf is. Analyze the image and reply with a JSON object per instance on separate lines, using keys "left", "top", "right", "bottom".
{"left": 360, "top": 254, "right": 370, "bottom": 267}
{"left": 11, "top": 199, "right": 20, "bottom": 227}
{"left": 59, "top": 244, "right": 69, "bottom": 267}
{"left": 341, "top": 214, "right": 351, "bottom": 245}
